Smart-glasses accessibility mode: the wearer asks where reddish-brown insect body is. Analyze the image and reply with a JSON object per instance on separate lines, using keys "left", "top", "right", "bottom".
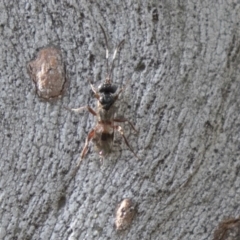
{"left": 27, "top": 46, "right": 66, "bottom": 99}
{"left": 68, "top": 24, "right": 138, "bottom": 165}
{"left": 115, "top": 198, "right": 136, "bottom": 231}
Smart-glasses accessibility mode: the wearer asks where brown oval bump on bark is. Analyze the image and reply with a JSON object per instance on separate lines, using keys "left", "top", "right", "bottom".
{"left": 115, "top": 198, "right": 136, "bottom": 231}
{"left": 27, "top": 46, "right": 66, "bottom": 99}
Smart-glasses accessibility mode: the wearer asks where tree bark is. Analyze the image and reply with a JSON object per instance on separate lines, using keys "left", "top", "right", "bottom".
{"left": 1, "top": 1, "right": 240, "bottom": 239}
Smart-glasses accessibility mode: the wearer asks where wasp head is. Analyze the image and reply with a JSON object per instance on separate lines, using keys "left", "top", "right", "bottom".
{"left": 98, "top": 83, "right": 118, "bottom": 110}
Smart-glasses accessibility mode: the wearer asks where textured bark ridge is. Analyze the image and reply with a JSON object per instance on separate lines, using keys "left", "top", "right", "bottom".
{"left": 1, "top": 1, "right": 240, "bottom": 239}
{"left": 213, "top": 218, "right": 240, "bottom": 240}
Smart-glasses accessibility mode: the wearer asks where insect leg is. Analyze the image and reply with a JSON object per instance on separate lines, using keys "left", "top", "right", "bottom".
{"left": 112, "top": 79, "right": 131, "bottom": 101}
{"left": 113, "top": 118, "right": 138, "bottom": 133}
{"left": 114, "top": 125, "right": 139, "bottom": 160}
{"left": 78, "top": 129, "right": 95, "bottom": 165}
{"left": 65, "top": 106, "right": 97, "bottom": 116}
{"left": 89, "top": 83, "right": 100, "bottom": 100}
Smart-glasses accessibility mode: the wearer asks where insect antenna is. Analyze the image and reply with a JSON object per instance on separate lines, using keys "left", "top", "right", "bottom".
{"left": 99, "top": 24, "right": 110, "bottom": 83}
{"left": 109, "top": 39, "right": 125, "bottom": 82}
{"left": 99, "top": 24, "right": 125, "bottom": 84}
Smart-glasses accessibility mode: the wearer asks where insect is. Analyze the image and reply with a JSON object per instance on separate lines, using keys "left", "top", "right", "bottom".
{"left": 27, "top": 46, "right": 66, "bottom": 99}
{"left": 115, "top": 198, "right": 136, "bottom": 231}
{"left": 68, "top": 24, "right": 138, "bottom": 165}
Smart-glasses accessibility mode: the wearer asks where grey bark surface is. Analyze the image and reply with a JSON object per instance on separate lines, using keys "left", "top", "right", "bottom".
{"left": 1, "top": 1, "right": 240, "bottom": 240}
